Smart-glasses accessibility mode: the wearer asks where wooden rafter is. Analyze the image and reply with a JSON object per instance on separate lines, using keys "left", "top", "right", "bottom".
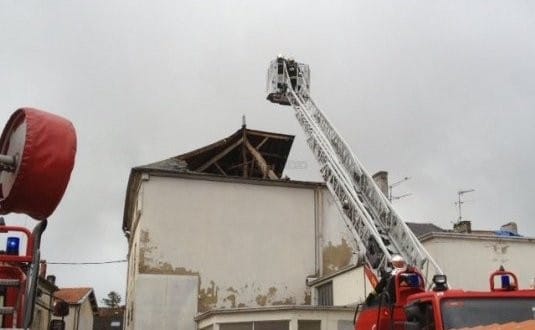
{"left": 249, "top": 131, "right": 291, "bottom": 141}
{"left": 244, "top": 139, "right": 278, "bottom": 180}
{"left": 242, "top": 129, "right": 248, "bottom": 178}
{"left": 195, "top": 137, "right": 244, "bottom": 172}
{"left": 255, "top": 137, "right": 269, "bottom": 151}
{"left": 214, "top": 162, "right": 227, "bottom": 176}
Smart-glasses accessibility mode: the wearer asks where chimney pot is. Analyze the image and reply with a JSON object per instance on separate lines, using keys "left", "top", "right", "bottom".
{"left": 454, "top": 220, "right": 472, "bottom": 233}
{"left": 372, "top": 171, "right": 389, "bottom": 197}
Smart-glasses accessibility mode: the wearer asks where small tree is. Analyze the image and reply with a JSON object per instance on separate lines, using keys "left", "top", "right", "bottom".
{"left": 102, "top": 291, "right": 122, "bottom": 308}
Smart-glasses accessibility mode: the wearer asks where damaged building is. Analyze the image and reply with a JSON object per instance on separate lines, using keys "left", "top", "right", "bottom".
{"left": 122, "top": 126, "right": 364, "bottom": 330}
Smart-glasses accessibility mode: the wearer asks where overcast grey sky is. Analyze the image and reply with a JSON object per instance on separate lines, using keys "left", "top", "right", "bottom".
{"left": 1, "top": 1, "right": 534, "bottom": 302}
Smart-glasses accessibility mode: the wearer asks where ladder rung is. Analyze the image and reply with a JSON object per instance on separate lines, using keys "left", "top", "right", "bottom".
{"left": 0, "top": 279, "right": 21, "bottom": 287}
{"left": 0, "top": 306, "right": 15, "bottom": 314}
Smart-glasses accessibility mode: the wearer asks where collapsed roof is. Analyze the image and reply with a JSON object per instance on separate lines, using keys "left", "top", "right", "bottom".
{"left": 139, "top": 126, "right": 294, "bottom": 179}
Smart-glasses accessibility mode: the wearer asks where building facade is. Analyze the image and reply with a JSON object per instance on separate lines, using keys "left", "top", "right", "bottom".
{"left": 122, "top": 128, "right": 358, "bottom": 330}
{"left": 53, "top": 287, "right": 98, "bottom": 330}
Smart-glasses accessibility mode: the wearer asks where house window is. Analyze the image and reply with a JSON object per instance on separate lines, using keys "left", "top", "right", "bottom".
{"left": 317, "top": 282, "right": 333, "bottom": 306}
{"left": 255, "top": 321, "right": 289, "bottom": 330}
{"left": 219, "top": 321, "right": 289, "bottom": 330}
{"left": 220, "top": 322, "right": 252, "bottom": 330}
{"left": 298, "top": 320, "right": 321, "bottom": 330}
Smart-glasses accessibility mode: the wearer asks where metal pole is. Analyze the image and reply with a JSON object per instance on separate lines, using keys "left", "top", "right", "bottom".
{"left": 457, "top": 193, "right": 462, "bottom": 222}
{"left": 456, "top": 189, "right": 475, "bottom": 223}
{"left": 23, "top": 219, "right": 48, "bottom": 329}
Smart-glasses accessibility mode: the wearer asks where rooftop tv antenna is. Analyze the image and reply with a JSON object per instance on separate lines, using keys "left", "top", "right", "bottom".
{"left": 455, "top": 189, "right": 475, "bottom": 223}
{"left": 388, "top": 176, "right": 412, "bottom": 202}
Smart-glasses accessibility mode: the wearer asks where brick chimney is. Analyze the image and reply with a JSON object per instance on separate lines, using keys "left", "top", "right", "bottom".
{"left": 453, "top": 220, "right": 472, "bottom": 233}
{"left": 372, "top": 171, "right": 389, "bottom": 197}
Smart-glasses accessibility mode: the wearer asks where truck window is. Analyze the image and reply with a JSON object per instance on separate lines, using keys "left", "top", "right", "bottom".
{"left": 441, "top": 298, "right": 535, "bottom": 329}
{"left": 407, "top": 302, "right": 436, "bottom": 330}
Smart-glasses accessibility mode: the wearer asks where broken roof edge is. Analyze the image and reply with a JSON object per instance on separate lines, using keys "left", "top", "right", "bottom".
{"left": 172, "top": 127, "right": 294, "bottom": 161}
{"left": 122, "top": 167, "right": 325, "bottom": 239}
{"left": 138, "top": 127, "right": 295, "bottom": 176}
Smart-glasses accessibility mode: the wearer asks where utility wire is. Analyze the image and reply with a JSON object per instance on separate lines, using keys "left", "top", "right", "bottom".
{"left": 47, "top": 259, "right": 127, "bottom": 265}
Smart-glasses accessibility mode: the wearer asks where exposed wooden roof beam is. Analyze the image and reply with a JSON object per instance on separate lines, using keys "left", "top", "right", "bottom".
{"left": 195, "top": 137, "right": 244, "bottom": 172}
{"left": 248, "top": 131, "right": 291, "bottom": 141}
{"left": 258, "top": 152, "right": 286, "bottom": 159}
{"left": 255, "top": 137, "right": 269, "bottom": 151}
{"left": 244, "top": 139, "right": 278, "bottom": 180}
{"left": 214, "top": 162, "right": 227, "bottom": 176}
{"left": 242, "top": 128, "right": 248, "bottom": 178}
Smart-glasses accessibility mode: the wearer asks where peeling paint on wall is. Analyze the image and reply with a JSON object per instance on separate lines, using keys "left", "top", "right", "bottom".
{"left": 488, "top": 241, "right": 510, "bottom": 264}
{"left": 139, "top": 230, "right": 200, "bottom": 275}
{"left": 223, "top": 287, "right": 240, "bottom": 308}
{"left": 256, "top": 287, "right": 276, "bottom": 306}
{"left": 199, "top": 281, "right": 219, "bottom": 312}
{"left": 254, "top": 286, "right": 295, "bottom": 306}
{"left": 138, "top": 229, "right": 308, "bottom": 311}
{"left": 322, "top": 239, "right": 353, "bottom": 275}
{"left": 304, "top": 290, "right": 311, "bottom": 305}
{"left": 272, "top": 297, "right": 295, "bottom": 305}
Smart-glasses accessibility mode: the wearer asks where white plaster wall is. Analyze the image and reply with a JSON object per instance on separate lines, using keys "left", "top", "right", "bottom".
{"left": 197, "top": 309, "right": 354, "bottom": 330}
{"left": 125, "top": 213, "right": 142, "bottom": 330}
{"left": 139, "top": 176, "right": 316, "bottom": 308}
{"left": 77, "top": 300, "right": 94, "bottom": 330}
{"left": 319, "top": 190, "right": 359, "bottom": 276}
{"left": 132, "top": 274, "right": 198, "bottom": 330}
{"left": 423, "top": 237, "right": 535, "bottom": 291}
{"left": 332, "top": 268, "right": 373, "bottom": 306}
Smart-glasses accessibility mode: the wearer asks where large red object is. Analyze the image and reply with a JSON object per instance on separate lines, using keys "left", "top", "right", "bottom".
{"left": 0, "top": 108, "right": 76, "bottom": 220}
{"left": 355, "top": 269, "right": 535, "bottom": 330}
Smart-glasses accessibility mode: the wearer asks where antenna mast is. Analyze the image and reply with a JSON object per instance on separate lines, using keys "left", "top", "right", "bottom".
{"left": 455, "top": 189, "right": 475, "bottom": 223}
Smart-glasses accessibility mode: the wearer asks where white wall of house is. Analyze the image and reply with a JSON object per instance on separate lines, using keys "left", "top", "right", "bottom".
{"left": 196, "top": 307, "right": 354, "bottom": 330}
{"left": 318, "top": 191, "right": 359, "bottom": 277}
{"left": 332, "top": 267, "right": 372, "bottom": 306}
{"left": 57, "top": 300, "right": 94, "bottom": 330}
{"left": 323, "top": 234, "right": 535, "bottom": 306}
{"left": 77, "top": 300, "right": 95, "bottom": 330}
{"left": 422, "top": 234, "right": 535, "bottom": 291}
{"left": 124, "top": 174, "right": 358, "bottom": 330}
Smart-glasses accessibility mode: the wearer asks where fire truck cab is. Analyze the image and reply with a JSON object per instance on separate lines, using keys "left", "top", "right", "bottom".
{"left": 356, "top": 268, "right": 535, "bottom": 330}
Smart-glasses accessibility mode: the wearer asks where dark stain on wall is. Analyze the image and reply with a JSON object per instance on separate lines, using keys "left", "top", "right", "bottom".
{"left": 256, "top": 287, "right": 277, "bottom": 306}
{"left": 199, "top": 281, "right": 219, "bottom": 313}
{"left": 224, "top": 287, "right": 239, "bottom": 308}
{"left": 272, "top": 297, "right": 295, "bottom": 305}
{"left": 322, "top": 239, "right": 353, "bottom": 275}
{"left": 304, "top": 290, "right": 311, "bottom": 305}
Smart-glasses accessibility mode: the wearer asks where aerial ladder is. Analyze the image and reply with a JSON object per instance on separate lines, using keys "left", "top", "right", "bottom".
{"left": 266, "top": 57, "right": 535, "bottom": 330}
{"left": 266, "top": 56, "right": 443, "bottom": 287}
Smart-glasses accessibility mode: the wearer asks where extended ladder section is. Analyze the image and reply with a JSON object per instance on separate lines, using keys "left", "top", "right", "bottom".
{"left": 266, "top": 57, "right": 443, "bottom": 285}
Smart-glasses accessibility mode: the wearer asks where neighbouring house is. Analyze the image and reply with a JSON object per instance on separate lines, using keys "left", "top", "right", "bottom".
{"left": 93, "top": 307, "right": 125, "bottom": 330}
{"left": 308, "top": 173, "right": 535, "bottom": 307}
{"left": 405, "top": 220, "right": 535, "bottom": 291}
{"left": 53, "top": 287, "right": 98, "bottom": 330}
{"left": 31, "top": 272, "right": 59, "bottom": 330}
{"left": 122, "top": 127, "right": 359, "bottom": 330}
